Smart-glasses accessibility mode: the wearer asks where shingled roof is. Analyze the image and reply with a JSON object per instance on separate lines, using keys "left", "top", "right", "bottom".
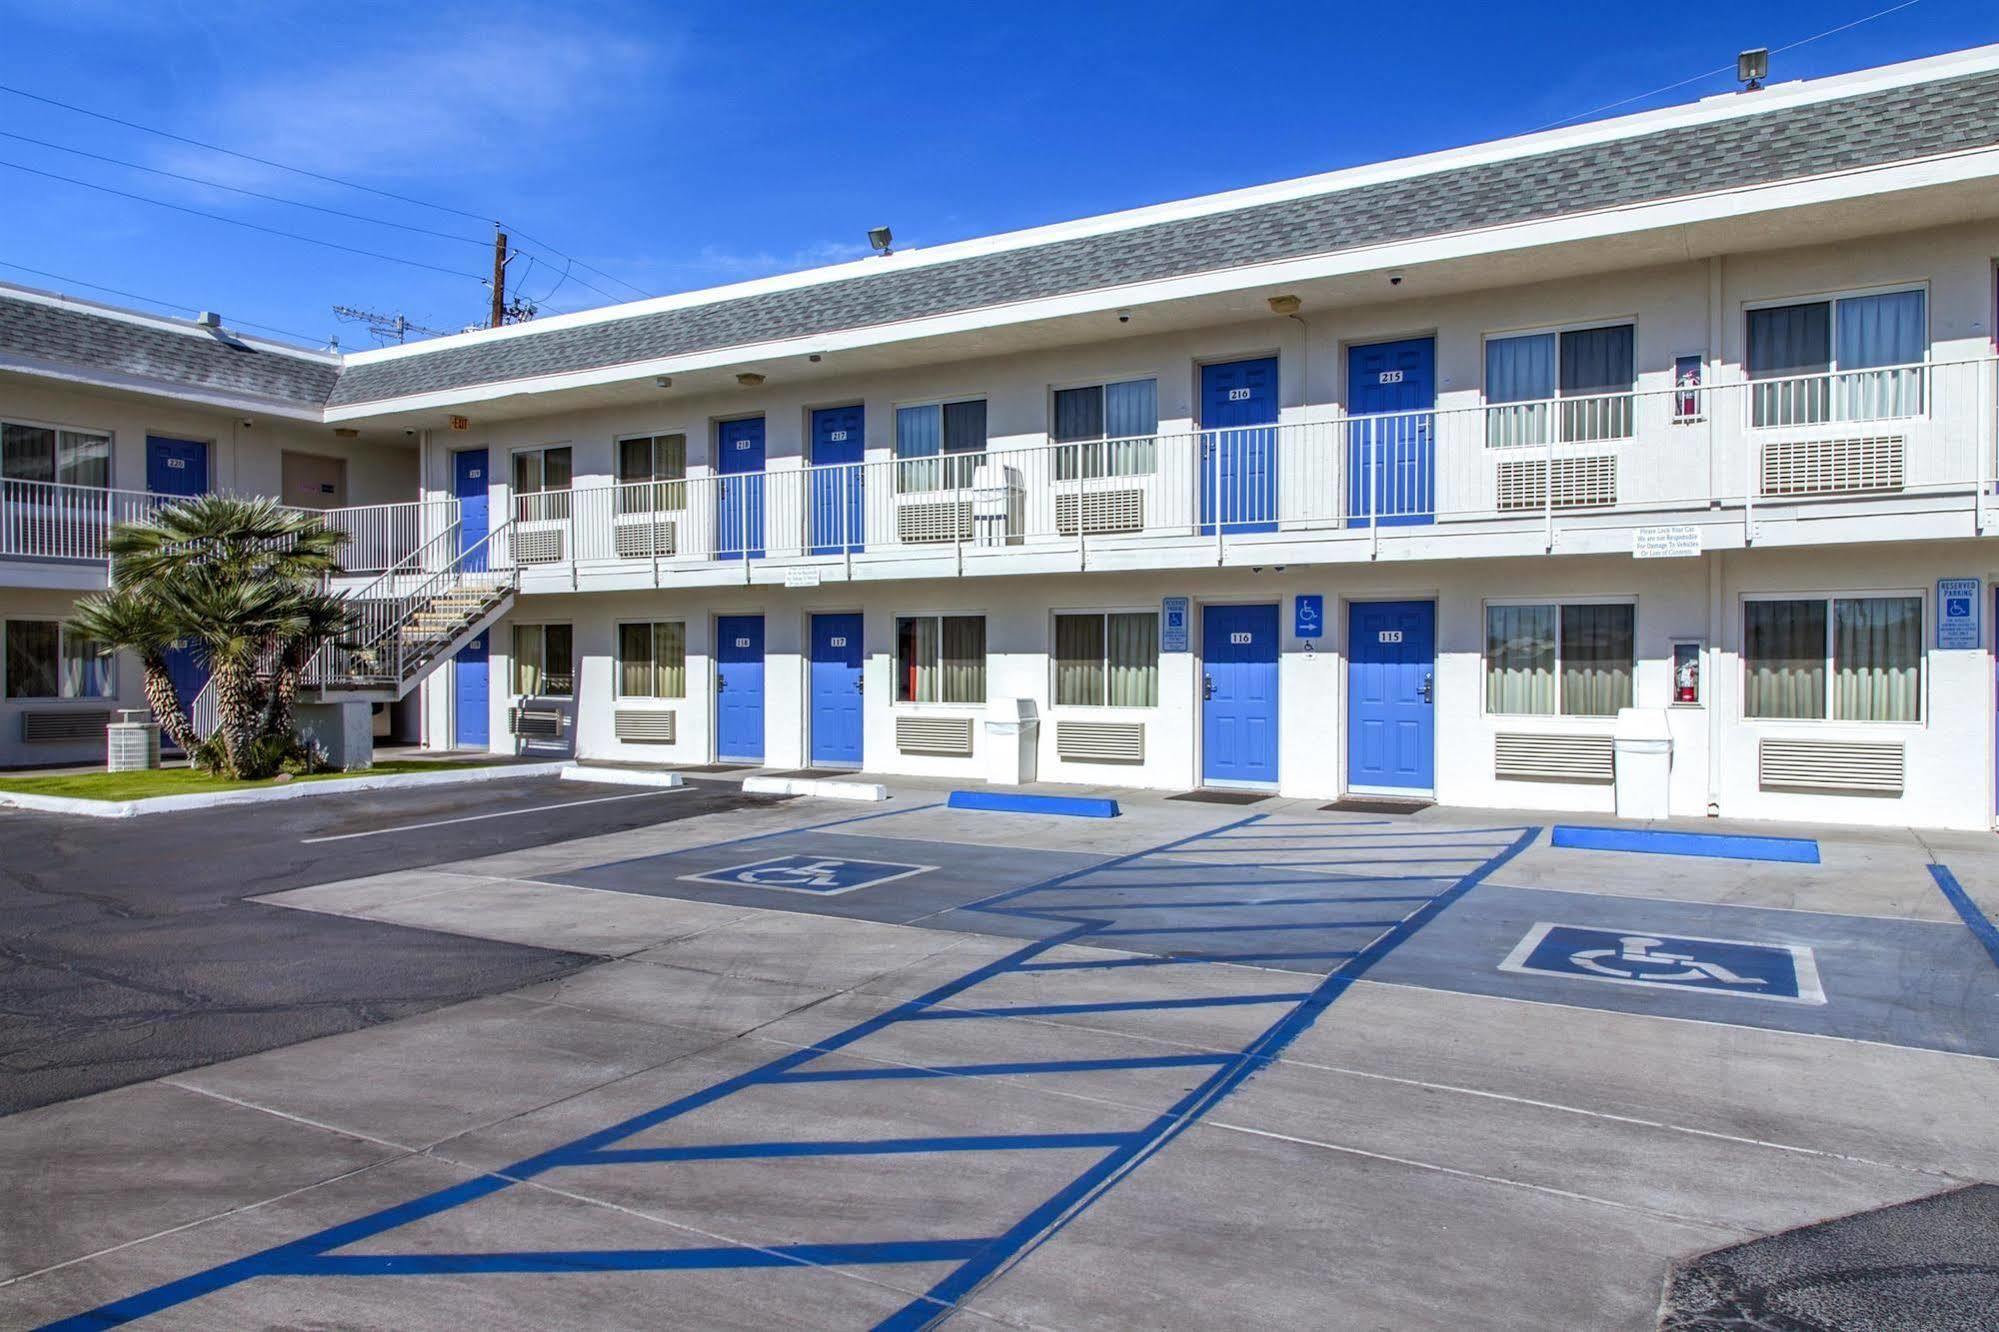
{"left": 325, "top": 65, "right": 1999, "bottom": 409}
{"left": 0, "top": 292, "right": 339, "bottom": 412}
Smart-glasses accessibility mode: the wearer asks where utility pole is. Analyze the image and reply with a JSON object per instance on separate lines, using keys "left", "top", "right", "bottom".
{"left": 490, "top": 227, "right": 509, "bottom": 329}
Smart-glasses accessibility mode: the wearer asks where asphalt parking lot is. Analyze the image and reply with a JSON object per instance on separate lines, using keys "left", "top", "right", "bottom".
{"left": 2, "top": 780, "right": 1997, "bottom": 1330}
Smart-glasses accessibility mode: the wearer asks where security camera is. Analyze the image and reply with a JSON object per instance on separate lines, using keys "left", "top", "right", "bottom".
{"left": 1388, "top": 271, "right": 1404, "bottom": 287}
{"left": 240, "top": 418, "right": 254, "bottom": 428}
{"left": 403, "top": 428, "right": 416, "bottom": 438}
{"left": 1117, "top": 309, "right": 1131, "bottom": 324}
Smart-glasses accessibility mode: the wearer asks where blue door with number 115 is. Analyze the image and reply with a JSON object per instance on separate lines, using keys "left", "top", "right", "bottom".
{"left": 1347, "top": 600, "right": 1435, "bottom": 790}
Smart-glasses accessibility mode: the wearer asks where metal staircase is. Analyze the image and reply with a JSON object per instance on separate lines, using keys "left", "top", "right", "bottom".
{"left": 305, "top": 520, "right": 517, "bottom": 702}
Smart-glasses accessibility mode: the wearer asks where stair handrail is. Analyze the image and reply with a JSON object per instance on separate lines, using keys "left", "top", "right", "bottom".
{"left": 307, "top": 520, "right": 515, "bottom": 687}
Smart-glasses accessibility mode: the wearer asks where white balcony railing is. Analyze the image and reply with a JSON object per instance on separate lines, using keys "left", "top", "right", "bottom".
{"left": 5, "top": 359, "right": 1994, "bottom": 579}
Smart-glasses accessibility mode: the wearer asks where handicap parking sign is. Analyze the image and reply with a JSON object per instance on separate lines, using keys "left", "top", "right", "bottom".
{"left": 680, "top": 854, "right": 936, "bottom": 896}
{"left": 1499, "top": 922, "right": 1824, "bottom": 1004}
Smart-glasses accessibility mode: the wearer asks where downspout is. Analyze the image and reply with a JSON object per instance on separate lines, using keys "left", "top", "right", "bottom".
{"left": 1706, "top": 548, "right": 1723, "bottom": 818}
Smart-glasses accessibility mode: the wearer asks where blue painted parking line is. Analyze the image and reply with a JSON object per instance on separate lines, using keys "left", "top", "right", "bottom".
{"left": 1550, "top": 825, "right": 1821, "bottom": 864}
{"left": 1928, "top": 865, "right": 1999, "bottom": 971}
{"left": 1498, "top": 921, "right": 1826, "bottom": 1004}
{"left": 45, "top": 811, "right": 1538, "bottom": 1332}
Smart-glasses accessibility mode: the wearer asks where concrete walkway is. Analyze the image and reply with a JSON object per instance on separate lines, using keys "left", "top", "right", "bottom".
{"left": 3, "top": 785, "right": 1996, "bottom": 1329}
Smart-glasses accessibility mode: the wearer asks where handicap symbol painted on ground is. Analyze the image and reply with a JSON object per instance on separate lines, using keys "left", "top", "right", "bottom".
{"left": 1498, "top": 922, "right": 1825, "bottom": 1004}
{"left": 680, "top": 853, "right": 937, "bottom": 895}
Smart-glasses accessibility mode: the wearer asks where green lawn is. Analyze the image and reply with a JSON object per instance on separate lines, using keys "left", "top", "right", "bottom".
{"left": 0, "top": 760, "right": 501, "bottom": 802}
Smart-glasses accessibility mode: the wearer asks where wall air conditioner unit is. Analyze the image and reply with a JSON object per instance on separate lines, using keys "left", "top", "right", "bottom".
{"left": 20, "top": 709, "right": 112, "bottom": 743}
{"left": 1055, "top": 719, "right": 1144, "bottom": 763}
{"left": 614, "top": 519, "right": 676, "bottom": 559}
{"left": 1760, "top": 436, "right": 1904, "bottom": 497}
{"left": 1758, "top": 738, "right": 1904, "bottom": 794}
{"left": 612, "top": 709, "right": 676, "bottom": 743}
{"left": 1056, "top": 489, "right": 1144, "bottom": 535}
{"left": 509, "top": 706, "right": 567, "bottom": 739}
{"left": 895, "top": 714, "right": 974, "bottom": 756}
{"left": 1493, "top": 732, "right": 1615, "bottom": 783}
{"left": 514, "top": 526, "right": 565, "bottom": 564}
{"left": 1495, "top": 456, "right": 1617, "bottom": 511}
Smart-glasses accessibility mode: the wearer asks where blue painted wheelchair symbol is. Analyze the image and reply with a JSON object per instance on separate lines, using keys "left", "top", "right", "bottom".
{"left": 1499, "top": 922, "right": 1824, "bottom": 1004}
{"left": 680, "top": 853, "right": 936, "bottom": 895}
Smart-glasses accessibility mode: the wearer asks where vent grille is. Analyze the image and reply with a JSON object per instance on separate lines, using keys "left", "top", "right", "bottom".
{"left": 20, "top": 709, "right": 111, "bottom": 743}
{"left": 896, "top": 501, "right": 974, "bottom": 544}
{"left": 613, "top": 709, "right": 676, "bottom": 744}
{"left": 895, "top": 714, "right": 974, "bottom": 756}
{"left": 1055, "top": 719, "right": 1145, "bottom": 763}
{"left": 614, "top": 519, "right": 676, "bottom": 559}
{"left": 1759, "top": 436, "right": 1904, "bottom": 497}
{"left": 1495, "top": 456, "right": 1618, "bottom": 510}
{"left": 515, "top": 526, "right": 566, "bottom": 564}
{"left": 510, "top": 707, "right": 566, "bottom": 739}
{"left": 1056, "top": 490, "right": 1144, "bottom": 536}
{"left": 1494, "top": 732, "right": 1615, "bottom": 783}
{"left": 1758, "top": 738, "right": 1904, "bottom": 794}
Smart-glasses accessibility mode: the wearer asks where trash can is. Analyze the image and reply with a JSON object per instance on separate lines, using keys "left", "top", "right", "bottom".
{"left": 1612, "top": 707, "right": 1673, "bottom": 820}
{"left": 105, "top": 709, "right": 160, "bottom": 772}
{"left": 983, "top": 697, "right": 1039, "bottom": 787}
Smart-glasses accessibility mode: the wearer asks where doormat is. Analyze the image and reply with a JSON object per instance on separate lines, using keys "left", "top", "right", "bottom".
{"left": 1321, "top": 797, "right": 1432, "bottom": 815}
{"left": 765, "top": 769, "right": 849, "bottom": 780}
{"left": 1167, "top": 790, "right": 1272, "bottom": 805}
{"left": 680, "top": 764, "right": 755, "bottom": 774}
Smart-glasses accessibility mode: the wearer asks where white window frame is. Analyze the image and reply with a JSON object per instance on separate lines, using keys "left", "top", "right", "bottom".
{"left": 511, "top": 621, "right": 575, "bottom": 699}
{"left": 893, "top": 395, "right": 988, "bottom": 494}
{"left": 1, "top": 415, "right": 115, "bottom": 490}
{"left": 1049, "top": 377, "right": 1161, "bottom": 480}
{"left": 1740, "top": 590, "right": 1926, "bottom": 726}
{"left": 2, "top": 619, "right": 117, "bottom": 700}
{"left": 1741, "top": 281, "right": 1931, "bottom": 428}
{"left": 893, "top": 611, "right": 986, "bottom": 707}
{"left": 613, "top": 431, "right": 688, "bottom": 515}
{"left": 1481, "top": 596, "right": 1637, "bottom": 719}
{"left": 1480, "top": 318, "right": 1639, "bottom": 449}
{"left": 1049, "top": 608, "right": 1161, "bottom": 710}
{"left": 613, "top": 619, "right": 687, "bottom": 700}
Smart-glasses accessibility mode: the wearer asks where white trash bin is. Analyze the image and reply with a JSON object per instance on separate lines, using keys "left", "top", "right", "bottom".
{"left": 1612, "top": 707, "right": 1673, "bottom": 820}
{"left": 983, "top": 698, "right": 1039, "bottom": 787}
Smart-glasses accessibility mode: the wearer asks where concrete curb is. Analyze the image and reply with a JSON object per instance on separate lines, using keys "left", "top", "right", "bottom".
{"left": 559, "top": 766, "right": 687, "bottom": 789}
{"left": 0, "top": 761, "right": 571, "bottom": 819}
{"left": 742, "top": 775, "right": 889, "bottom": 802}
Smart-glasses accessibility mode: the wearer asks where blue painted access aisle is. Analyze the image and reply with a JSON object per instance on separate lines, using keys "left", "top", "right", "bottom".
{"left": 47, "top": 815, "right": 1539, "bottom": 1331}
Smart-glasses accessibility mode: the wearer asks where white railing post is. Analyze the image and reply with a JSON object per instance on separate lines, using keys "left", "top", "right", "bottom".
{"left": 1542, "top": 418, "right": 1555, "bottom": 552}
{"left": 1370, "top": 423, "right": 1382, "bottom": 561}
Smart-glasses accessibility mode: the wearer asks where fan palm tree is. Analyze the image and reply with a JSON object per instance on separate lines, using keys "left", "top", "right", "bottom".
{"left": 67, "top": 586, "right": 200, "bottom": 753}
{"left": 71, "top": 494, "right": 354, "bottom": 779}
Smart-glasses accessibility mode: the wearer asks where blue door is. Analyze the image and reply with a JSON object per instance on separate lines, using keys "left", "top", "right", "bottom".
{"left": 717, "top": 418, "right": 766, "bottom": 560}
{"left": 1347, "top": 339, "right": 1435, "bottom": 527}
{"left": 1201, "top": 603, "right": 1279, "bottom": 785}
{"left": 1199, "top": 358, "right": 1279, "bottom": 534}
{"left": 809, "top": 612, "right": 864, "bottom": 767}
{"left": 453, "top": 448, "right": 489, "bottom": 569}
{"left": 455, "top": 633, "right": 489, "bottom": 749}
{"left": 716, "top": 615, "right": 766, "bottom": 761}
{"left": 1347, "top": 601, "right": 1435, "bottom": 791}
{"left": 145, "top": 436, "right": 208, "bottom": 497}
{"left": 809, "top": 406, "right": 865, "bottom": 555}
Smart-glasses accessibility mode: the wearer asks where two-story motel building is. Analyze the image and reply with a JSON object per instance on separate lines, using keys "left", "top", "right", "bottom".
{"left": 5, "top": 46, "right": 1999, "bottom": 827}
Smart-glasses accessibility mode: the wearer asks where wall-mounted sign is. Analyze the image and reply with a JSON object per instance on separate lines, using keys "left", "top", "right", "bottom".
{"left": 1294, "top": 594, "right": 1324, "bottom": 640}
{"left": 1938, "top": 578, "right": 1980, "bottom": 649}
{"left": 1161, "top": 596, "right": 1190, "bottom": 653}
{"left": 449, "top": 415, "right": 470, "bottom": 432}
{"left": 784, "top": 566, "right": 822, "bottom": 589}
{"left": 1634, "top": 525, "right": 1701, "bottom": 559}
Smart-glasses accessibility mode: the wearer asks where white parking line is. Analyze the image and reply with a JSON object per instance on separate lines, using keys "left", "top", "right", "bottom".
{"left": 299, "top": 788, "right": 684, "bottom": 844}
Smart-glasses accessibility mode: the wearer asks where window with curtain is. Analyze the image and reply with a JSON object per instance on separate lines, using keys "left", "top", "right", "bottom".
{"left": 5, "top": 620, "right": 113, "bottom": 699}
{"left": 1748, "top": 290, "right": 1925, "bottom": 426}
{"left": 895, "top": 615, "right": 985, "bottom": 703}
{"left": 616, "top": 621, "right": 685, "bottom": 698}
{"left": 616, "top": 434, "right": 686, "bottom": 513}
{"left": 2, "top": 421, "right": 112, "bottom": 489}
{"left": 1745, "top": 596, "right": 1920, "bottom": 721}
{"left": 1053, "top": 380, "right": 1158, "bottom": 479}
{"left": 512, "top": 446, "right": 573, "bottom": 521}
{"left": 1483, "top": 326, "right": 1633, "bottom": 447}
{"left": 895, "top": 400, "right": 986, "bottom": 492}
{"left": 512, "top": 623, "right": 574, "bottom": 697}
{"left": 1054, "top": 612, "right": 1159, "bottom": 707}
{"left": 1483, "top": 603, "right": 1632, "bottom": 716}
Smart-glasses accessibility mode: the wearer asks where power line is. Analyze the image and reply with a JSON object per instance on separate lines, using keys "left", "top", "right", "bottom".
{"left": 1532, "top": 0, "right": 1925, "bottom": 131}
{"left": 0, "top": 80, "right": 655, "bottom": 301}
{"left": 0, "top": 158, "right": 487, "bottom": 280}
{"left": 0, "top": 128, "right": 490, "bottom": 248}
{"left": 0, "top": 258, "right": 328, "bottom": 345}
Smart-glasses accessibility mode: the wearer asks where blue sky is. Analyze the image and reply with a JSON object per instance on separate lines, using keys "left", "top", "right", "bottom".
{"left": 1, "top": 0, "right": 1994, "bottom": 349}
